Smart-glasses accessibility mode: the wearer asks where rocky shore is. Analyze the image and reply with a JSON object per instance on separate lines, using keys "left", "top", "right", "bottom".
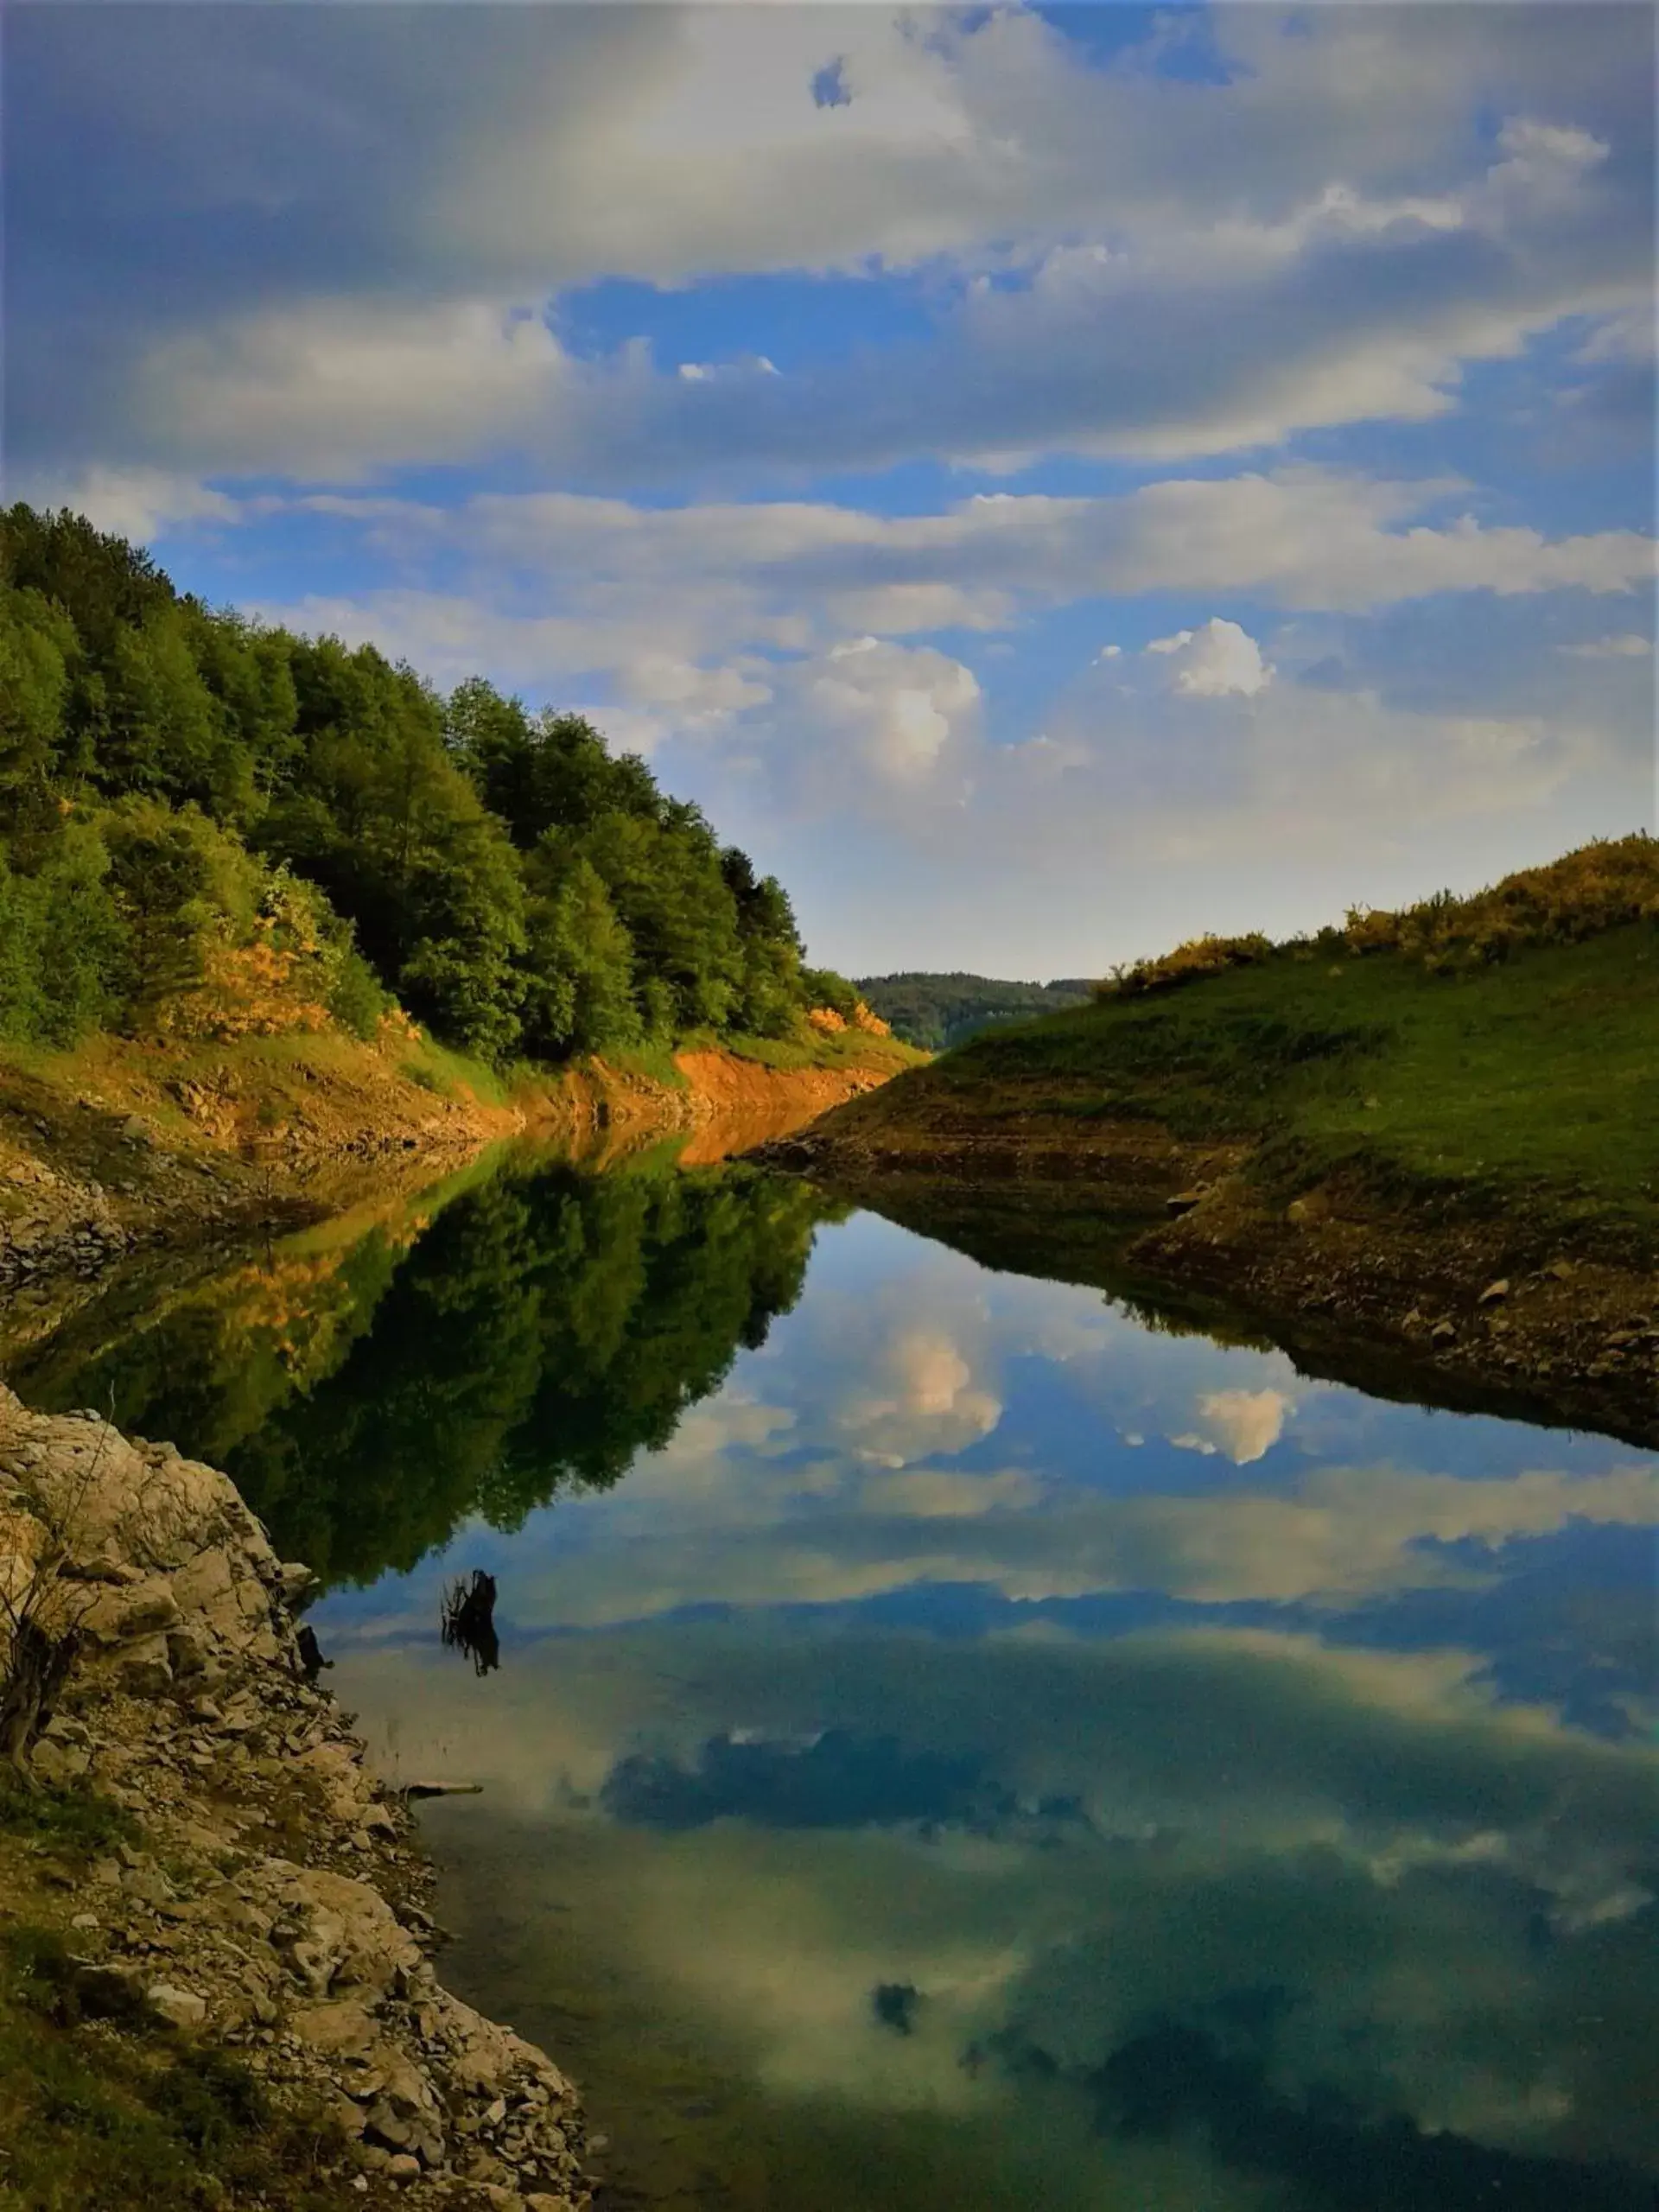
{"left": 0, "top": 1383, "right": 589, "bottom": 2210}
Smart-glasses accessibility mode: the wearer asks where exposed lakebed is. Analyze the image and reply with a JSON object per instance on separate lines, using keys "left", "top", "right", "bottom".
{"left": 8, "top": 1141, "right": 1656, "bottom": 2211}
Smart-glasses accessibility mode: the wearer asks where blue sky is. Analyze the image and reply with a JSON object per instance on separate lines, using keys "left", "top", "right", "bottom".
{"left": 6, "top": 3, "right": 1655, "bottom": 973}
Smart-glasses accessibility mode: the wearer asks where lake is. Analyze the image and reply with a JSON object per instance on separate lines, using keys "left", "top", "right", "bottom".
{"left": 9, "top": 1141, "right": 1656, "bottom": 2211}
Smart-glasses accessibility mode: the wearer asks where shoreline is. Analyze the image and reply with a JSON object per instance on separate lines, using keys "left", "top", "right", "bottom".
{"left": 0, "top": 1382, "right": 589, "bottom": 2209}
{"left": 0, "top": 1033, "right": 906, "bottom": 1357}
{"left": 761, "top": 1118, "right": 1659, "bottom": 1453}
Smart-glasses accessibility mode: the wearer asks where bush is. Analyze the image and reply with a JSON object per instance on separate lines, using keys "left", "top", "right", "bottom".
{"left": 1096, "top": 933, "right": 1274, "bottom": 1000}
{"left": 1344, "top": 834, "right": 1659, "bottom": 968}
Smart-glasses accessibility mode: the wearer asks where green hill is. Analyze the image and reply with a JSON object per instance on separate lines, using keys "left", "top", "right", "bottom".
{"left": 786, "top": 840, "right": 1659, "bottom": 1442}
{"left": 855, "top": 971, "right": 1093, "bottom": 1051}
{"left": 828, "top": 837, "right": 1659, "bottom": 1249}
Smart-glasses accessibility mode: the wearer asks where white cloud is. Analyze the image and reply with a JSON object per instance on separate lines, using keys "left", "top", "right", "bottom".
{"left": 130, "top": 299, "right": 571, "bottom": 479}
{"left": 795, "top": 639, "right": 982, "bottom": 788}
{"left": 1193, "top": 1389, "right": 1294, "bottom": 1465}
{"left": 835, "top": 1325, "right": 1002, "bottom": 1465}
{"left": 17, "top": 467, "right": 238, "bottom": 543}
{"left": 15, "top": 7, "right": 1653, "bottom": 485}
{"left": 1147, "top": 618, "right": 1274, "bottom": 698}
{"left": 1560, "top": 632, "right": 1653, "bottom": 658}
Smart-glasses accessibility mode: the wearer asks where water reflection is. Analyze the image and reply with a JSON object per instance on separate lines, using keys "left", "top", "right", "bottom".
{"left": 6, "top": 1151, "right": 833, "bottom": 1583}
{"left": 10, "top": 1165, "right": 1656, "bottom": 2209}
{"left": 316, "top": 1207, "right": 1654, "bottom": 2211}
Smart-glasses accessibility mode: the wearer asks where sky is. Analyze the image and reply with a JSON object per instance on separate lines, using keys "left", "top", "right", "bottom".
{"left": 5, "top": 3, "right": 1656, "bottom": 976}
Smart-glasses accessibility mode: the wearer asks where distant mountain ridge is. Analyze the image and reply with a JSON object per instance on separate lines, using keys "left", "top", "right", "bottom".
{"left": 855, "top": 971, "right": 1094, "bottom": 1051}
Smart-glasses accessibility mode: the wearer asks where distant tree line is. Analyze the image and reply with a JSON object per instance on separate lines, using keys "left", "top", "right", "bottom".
{"left": 856, "top": 971, "right": 1094, "bottom": 1052}
{"left": 0, "top": 505, "right": 852, "bottom": 1060}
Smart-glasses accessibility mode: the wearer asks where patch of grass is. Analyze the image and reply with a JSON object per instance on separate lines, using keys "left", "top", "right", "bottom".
{"left": 0, "top": 1925, "right": 346, "bottom": 2211}
{"left": 0, "top": 1769, "right": 140, "bottom": 1865}
{"left": 392, "top": 1033, "right": 510, "bottom": 1106}
{"left": 720, "top": 1027, "right": 928, "bottom": 1074}
{"left": 608, "top": 1039, "right": 692, "bottom": 1090}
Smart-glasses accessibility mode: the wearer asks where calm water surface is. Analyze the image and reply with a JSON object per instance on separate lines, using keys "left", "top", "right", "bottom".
{"left": 11, "top": 1146, "right": 1656, "bottom": 2211}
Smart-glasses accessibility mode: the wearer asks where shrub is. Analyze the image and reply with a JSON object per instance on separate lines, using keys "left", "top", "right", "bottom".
{"left": 1344, "top": 834, "right": 1659, "bottom": 967}
{"left": 1096, "top": 933, "right": 1274, "bottom": 1000}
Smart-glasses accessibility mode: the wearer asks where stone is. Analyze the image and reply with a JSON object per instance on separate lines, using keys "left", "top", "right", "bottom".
{"left": 80, "top": 1576, "right": 181, "bottom": 1645}
{"left": 387, "top": 2156, "right": 422, "bottom": 2184}
{"left": 148, "top": 1982, "right": 207, "bottom": 2030}
{"left": 115, "top": 1633, "right": 175, "bottom": 1694}
{"left": 166, "top": 1625, "right": 209, "bottom": 1677}
{"left": 1478, "top": 1278, "right": 1510, "bottom": 1305}
{"left": 365, "top": 2101, "right": 415, "bottom": 2150}
{"left": 29, "top": 1738, "right": 91, "bottom": 1788}
{"left": 1165, "top": 1189, "right": 1206, "bottom": 1217}
{"left": 290, "top": 1999, "right": 380, "bottom": 2056}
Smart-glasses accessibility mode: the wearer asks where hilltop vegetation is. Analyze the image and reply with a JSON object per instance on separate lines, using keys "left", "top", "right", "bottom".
{"left": 856, "top": 971, "right": 1093, "bottom": 1051}
{"left": 0, "top": 505, "right": 856, "bottom": 1068}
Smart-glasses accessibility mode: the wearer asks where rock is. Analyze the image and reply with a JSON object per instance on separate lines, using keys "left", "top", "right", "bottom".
{"left": 387, "top": 2153, "right": 423, "bottom": 2183}
{"left": 1478, "top": 1278, "right": 1510, "bottom": 1305}
{"left": 148, "top": 1982, "right": 207, "bottom": 2031}
{"left": 79, "top": 1574, "right": 181, "bottom": 1645}
{"left": 1165, "top": 1189, "right": 1206, "bottom": 1217}
{"left": 29, "top": 1738, "right": 91, "bottom": 1788}
{"left": 115, "top": 1633, "right": 175, "bottom": 1695}
{"left": 291, "top": 1999, "right": 381, "bottom": 2057}
{"left": 1431, "top": 1320, "right": 1458, "bottom": 1344}
{"left": 166, "top": 1624, "right": 209, "bottom": 1677}
{"left": 365, "top": 2101, "right": 415, "bottom": 2150}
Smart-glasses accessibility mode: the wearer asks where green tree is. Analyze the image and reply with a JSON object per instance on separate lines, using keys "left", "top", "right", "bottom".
{"left": 520, "top": 853, "right": 640, "bottom": 1056}
{"left": 0, "top": 826, "right": 126, "bottom": 1047}
{"left": 0, "top": 588, "right": 74, "bottom": 815}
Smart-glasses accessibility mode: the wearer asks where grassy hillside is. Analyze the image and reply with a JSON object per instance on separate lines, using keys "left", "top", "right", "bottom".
{"left": 822, "top": 839, "right": 1659, "bottom": 1258}
{"left": 855, "top": 971, "right": 1093, "bottom": 1051}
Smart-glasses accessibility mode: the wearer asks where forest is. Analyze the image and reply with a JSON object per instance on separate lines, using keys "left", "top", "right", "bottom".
{"left": 0, "top": 505, "right": 849, "bottom": 1064}
{"left": 856, "top": 971, "right": 1093, "bottom": 1052}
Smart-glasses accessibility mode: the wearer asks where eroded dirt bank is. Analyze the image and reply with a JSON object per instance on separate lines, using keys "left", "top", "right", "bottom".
{"left": 0, "top": 1382, "right": 589, "bottom": 2209}
{"left": 0, "top": 1033, "right": 899, "bottom": 1338}
{"left": 764, "top": 1115, "right": 1659, "bottom": 1452}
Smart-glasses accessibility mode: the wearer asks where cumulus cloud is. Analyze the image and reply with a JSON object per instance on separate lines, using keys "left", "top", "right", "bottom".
{"left": 834, "top": 1325, "right": 1002, "bottom": 1467}
{"left": 796, "top": 639, "right": 982, "bottom": 787}
{"left": 1147, "top": 619, "right": 1274, "bottom": 697}
{"left": 1193, "top": 1389, "right": 1294, "bottom": 1465}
